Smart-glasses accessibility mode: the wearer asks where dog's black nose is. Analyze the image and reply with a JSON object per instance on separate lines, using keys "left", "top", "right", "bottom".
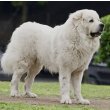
{"left": 99, "top": 23, "right": 104, "bottom": 31}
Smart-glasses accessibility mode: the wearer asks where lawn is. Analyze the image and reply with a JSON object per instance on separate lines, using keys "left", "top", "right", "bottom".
{"left": 0, "top": 81, "right": 110, "bottom": 110}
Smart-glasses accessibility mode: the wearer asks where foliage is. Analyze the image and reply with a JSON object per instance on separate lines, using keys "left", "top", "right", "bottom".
{"left": 11, "top": 1, "right": 23, "bottom": 7}
{"left": 11, "top": 1, "right": 47, "bottom": 7}
{"left": 94, "top": 15, "right": 110, "bottom": 67}
{"left": 11, "top": 1, "right": 47, "bottom": 22}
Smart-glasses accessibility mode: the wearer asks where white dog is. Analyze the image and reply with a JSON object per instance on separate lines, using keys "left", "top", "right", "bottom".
{"left": 1, "top": 9, "right": 104, "bottom": 105}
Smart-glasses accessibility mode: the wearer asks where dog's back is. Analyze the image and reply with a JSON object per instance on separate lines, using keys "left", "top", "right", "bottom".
{"left": 1, "top": 22, "right": 53, "bottom": 74}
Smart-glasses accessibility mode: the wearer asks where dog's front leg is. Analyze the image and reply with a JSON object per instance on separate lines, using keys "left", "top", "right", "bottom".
{"left": 71, "top": 71, "right": 90, "bottom": 105}
{"left": 59, "top": 70, "right": 72, "bottom": 104}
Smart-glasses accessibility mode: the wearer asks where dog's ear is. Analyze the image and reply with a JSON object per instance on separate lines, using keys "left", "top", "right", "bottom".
{"left": 69, "top": 10, "right": 83, "bottom": 20}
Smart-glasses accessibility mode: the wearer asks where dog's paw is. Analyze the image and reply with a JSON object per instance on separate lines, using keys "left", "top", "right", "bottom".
{"left": 10, "top": 91, "right": 21, "bottom": 97}
{"left": 60, "top": 97, "right": 72, "bottom": 104}
{"left": 77, "top": 99, "right": 90, "bottom": 105}
{"left": 23, "top": 92, "right": 38, "bottom": 98}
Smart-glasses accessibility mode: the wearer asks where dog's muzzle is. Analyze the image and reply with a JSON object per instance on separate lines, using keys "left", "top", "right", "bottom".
{"left": 90, "top": 23, "right": 104, "bottom": 38}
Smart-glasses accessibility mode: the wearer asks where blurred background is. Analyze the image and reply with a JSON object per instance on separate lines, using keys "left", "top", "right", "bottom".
{"left": 0, "top": 1, "right": 110, "bottom": 85}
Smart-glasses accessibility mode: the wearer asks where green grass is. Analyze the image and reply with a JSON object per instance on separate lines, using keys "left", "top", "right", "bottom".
{"left": 82, "top": 84, "right": 110, "bottom": 99}
{"left": 0, "top": 102, "right": 96, "bottom": 110}
{"left": 0, "top": 81, "right": 109, "bottom": 99}
{"left": 0, "top": 81, "right": 110, "bottom": 110}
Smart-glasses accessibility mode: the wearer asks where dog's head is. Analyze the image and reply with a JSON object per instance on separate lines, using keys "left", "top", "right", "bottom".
{"left": 69, "top": 9, "right": 104, "bottom": 38}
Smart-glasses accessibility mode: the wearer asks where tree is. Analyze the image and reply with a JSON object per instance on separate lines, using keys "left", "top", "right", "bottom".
{"left": 94, "top": 15, "right": 110, "bottom": 67}
{"left": 11, "top": 1, "right": 47, "bottom": 23}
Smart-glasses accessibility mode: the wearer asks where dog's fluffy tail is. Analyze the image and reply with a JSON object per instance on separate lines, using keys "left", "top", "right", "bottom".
{"left": 1, "top": 52, "right": 13, "bottom": 74}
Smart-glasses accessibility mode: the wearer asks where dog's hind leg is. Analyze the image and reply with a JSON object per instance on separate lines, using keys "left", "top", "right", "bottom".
{"left": 11, "top": 69, "right": 25, "bottom": 97}
{"left": 24, "top": 63, "right": 42, "bottom": 98}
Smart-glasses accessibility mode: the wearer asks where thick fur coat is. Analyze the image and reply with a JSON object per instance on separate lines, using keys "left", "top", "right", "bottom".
{"left": 1, "top": 9, "right": 103, "bottom": 104}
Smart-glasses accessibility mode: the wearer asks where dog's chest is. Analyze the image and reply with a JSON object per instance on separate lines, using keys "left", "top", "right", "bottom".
{"left": 69, "top": 39, "right": 99, "bottom": 70}
{"left": 75, "top": 48, "right": 93, "bottom": 68}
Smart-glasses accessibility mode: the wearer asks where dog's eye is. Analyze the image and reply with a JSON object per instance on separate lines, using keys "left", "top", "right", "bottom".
{"left": 89, "top": 19, "right": 94, "bottom": 23}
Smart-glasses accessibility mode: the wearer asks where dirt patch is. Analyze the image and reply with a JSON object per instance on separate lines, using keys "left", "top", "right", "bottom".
{"left": 0, "top": 95, "right": 59, "bottom": 105}
{"left": 0, "top": 95, "right": 110, "bottom": 110}
{"left": 90, "top": 98, "right": 110, "bottom": 110}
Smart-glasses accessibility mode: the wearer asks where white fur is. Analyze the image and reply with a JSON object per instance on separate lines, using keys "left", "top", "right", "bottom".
{"left": 1, "top": 9, "right": 101, "bottom": 104}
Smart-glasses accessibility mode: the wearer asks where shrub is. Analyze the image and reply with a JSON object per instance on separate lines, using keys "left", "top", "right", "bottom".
{"left": 94, "top": 15, "right": 110, "bottom": 67}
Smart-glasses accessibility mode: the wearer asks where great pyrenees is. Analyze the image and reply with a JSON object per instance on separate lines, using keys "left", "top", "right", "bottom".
{"left": 1, "top": 9, "right": 104, "bottom": 105}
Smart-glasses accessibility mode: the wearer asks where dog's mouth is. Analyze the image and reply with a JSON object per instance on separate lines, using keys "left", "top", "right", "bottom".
{"left": 90, "top": 31, "right": 102, "bottom": 38}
